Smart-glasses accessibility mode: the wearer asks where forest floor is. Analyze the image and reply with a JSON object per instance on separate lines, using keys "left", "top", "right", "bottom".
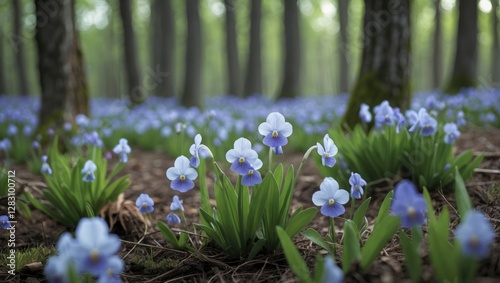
{"left": 2, "top": 125, "right": 500, "bottom": 283}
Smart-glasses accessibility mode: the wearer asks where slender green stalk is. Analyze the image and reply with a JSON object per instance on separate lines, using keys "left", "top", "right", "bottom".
{"left": 180, "top": 210, "right": 189, "bottom": 232}
{"left": 268, "top": 147, "right": 273, "bottom": 172}
{"left": 349, "top": 197, "right": 356, "bottom": 219}
{"left": 329, "top": 218, "right": 337, "bottom": 255}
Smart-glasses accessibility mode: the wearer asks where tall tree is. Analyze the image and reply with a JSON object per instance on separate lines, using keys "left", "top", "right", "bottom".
{"left": 181, "top": 0, "right": 202, "bottom": 107}
{"left": 12, "top": 0, "right": 29, "bottom": 95}
{"left": 0, "top": 32, "right": 6, "bottom": 95}
{"left": 243, "top": 0, "right": 262, "bottom": 97}
{"left": 492, "top": 0, "right": 500, "bottom": 84}
{"left": 278, "top": 0, "right": 301, "bottom": 99}
{"left": 432, "top": 0, "right": 442, "bottom": 89}
{"left": 223, "top": 0, "right": 241, "bottom": 97}
{"left": 444, "top": 0, "right": 478, "bottom": 93}
{"left": 35, "top": 0, "right": 89, "bottom": 133}
{"left": 338, "top": 0, "right": 349, "bottom": 93}
{"left": 151, "top": 0, "right": 175, "bottom": 98}
{"left": 119, "top": 0, "right": 144, "bottom": 105}
{"left": 342, "top": 0, "right": 411, "bottom": 128}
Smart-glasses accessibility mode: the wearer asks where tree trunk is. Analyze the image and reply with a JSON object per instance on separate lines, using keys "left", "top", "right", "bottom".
{"left": 444, "top": 0, "right": 478, "bottom": 93}
{"left": 151, "top": 0, "right": 175, "bottom": 98}
{"left": 224, "top": 0, "right": 241, "bottom": 97}
{"left": 342, "top": 0, "right": 411, "bottom": 128}
{"left": 278, "top": 0, "right": 301, "bottom": 99}
{"left": 119, "top": 0, "right": 144, "bottom": 105}
{"left": 36, "top": 0, "right": 88, "bottom": 134}
{"left": 492, "top": 0, "right": 500, "bottom": 85}
{"left": 338, "top": 0, "right": 349, "bottom": 93}
{"left": 12, "top": 0, "right": 29, "bottom": 95}
{"left": 432, "top": 0, "right": 442, "bottom": 89}
{"left": 0, "top": 32, "right": 6, "bottom": 95}
{"left": 181, "top": 0, "right": 202, "bottom": 107}
{"left": 68, "top": 0, "right": 89, "bottom": 116}
{"left": 243, "top": 0, "right": 262, "bottom": 97}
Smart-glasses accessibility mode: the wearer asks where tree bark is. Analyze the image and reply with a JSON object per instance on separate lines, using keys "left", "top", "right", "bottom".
{"left": 151, "top": 0, "right": 175, "bottom": 98}
{"left": 0, "top": 32, "right": 6, "bottom": 95}
{"left": 12, "top": 0, "right": 29, "bottom": 95}
{"left": 432, "top": 0, "right": 442, "bottom": 89}
{"left": 181, "top": 0, "right": 202, "bottom": 107}
{"left": 36, "top": 0, "right": 88, "bottom": 134}
{"left": 492, "top": 0, "right": 500, "bottom": 85}
{"left": 243, "top": 0, "right": 262, "bottom": 97}
{"left": 444, "top": 0, "right": 478, "bottom": 93}
{"left": 278, "top": 0, "right": 301, "bottom": 99}
{"left": 224, "top": 0, "right": 241, "bottom": 97}
{"left": 338, "top": 0, "right": 349, "bottom": 93}
{"left": 119, "top": 0, "right": 144, "bottom": 105}
{"left": 68, "top": 0, "right": 88, "bottom": 116}
{"left": 342, "top": 0, "right": 411, "bottom": 128}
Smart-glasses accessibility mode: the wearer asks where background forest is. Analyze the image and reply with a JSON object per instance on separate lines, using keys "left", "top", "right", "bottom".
{"left": 0, "top": 0, "right": 499, "bottom": 100}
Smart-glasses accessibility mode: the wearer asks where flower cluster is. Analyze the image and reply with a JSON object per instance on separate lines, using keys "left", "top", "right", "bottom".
{"left": 44, "top": 217, "right": 123, "bottom": 283}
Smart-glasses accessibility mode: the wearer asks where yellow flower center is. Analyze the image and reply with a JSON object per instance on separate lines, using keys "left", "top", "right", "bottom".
{"left": 180, "top": 175, "right": 186, "bottom": 181}
{"left": 90, "top": 250, "right": 100, "bottom": 264}
{"left": 325, "top": 153, "right": 330, "bottom": 158}
{"left": 407, "top": 207, "right": 416, "bottom": 219}
{"left": 272, "top": 131, "right": 279, "bottom": 138}
{"left": 142, "top": 202, "right": 148, "bottom": 209}
{"left": 248, "top": 170, "right": 254, "bottom": 175}
{"left": 470, "top": 235, "right": 479, "bottom": 247}
{"left": 239, "top": 157, "right": 245, "bottom": 164}
{"left": 354, "top": 185, "right": 359, "bottom": 190}
{"left": 328, "top": 198, "right": 335, "bottom": 205}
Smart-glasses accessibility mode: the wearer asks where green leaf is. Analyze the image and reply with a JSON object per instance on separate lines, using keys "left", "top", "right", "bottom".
{"left": 428, "top": 207, "right": 459, "bottom": 283}
{"left": 301, "top": 228, "right": 335, "bottom": 255}
{"left": 360, "top": 216, "right": 400, "bottom": 271}
{"left": 374, "top": 190, "right": 394, "bottom": 230}
{"left": 353, "top": 197, "right": 371, "bottom": 231}
{"left": 247, "top": 238, "right": 266, "bottom": 261}
{"left": 276, "top": 227, "right": 312, "bottom": 283}
{"left": 158, "top": 221, "right": 181, "bottom": 249}
{"left": 454, "top": 167, "right": 471, "bottom": 218}
{"left": 399, "top": 230, "right": 422, "bottom": 283}
{"left": 285, "top": 207, "right": 317, "bottom": 238}
{"left": 422, "top": 187, "right": 436, "bottom": 223}
{"left": 342, "top": 220, "right": 361, "bottom": 273}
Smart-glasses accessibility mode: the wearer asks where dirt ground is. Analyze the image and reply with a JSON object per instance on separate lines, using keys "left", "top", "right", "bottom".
{"left": 2, "top": 125, "right": 500, "bottom": 283}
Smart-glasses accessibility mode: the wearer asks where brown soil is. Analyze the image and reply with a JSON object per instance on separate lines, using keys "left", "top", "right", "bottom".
{"left": 1, "top": 126, "right": 500, "bottom": 283}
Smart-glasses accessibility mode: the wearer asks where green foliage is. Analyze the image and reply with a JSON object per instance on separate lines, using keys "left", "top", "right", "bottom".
{"left": 359, "top": 216, "right": 400, "bottom": 271}
{"left": 0, "top": 166, "right": 8, "bottom": 197}
{"left": 196, "top": 162, "right": 315, "bottom": 258}
{"left": 26, "top": 137, "right": 130, "bottom": 227}
{"left": 277, "top": 227, "right": 331, "bottom": 283}
{"left": 316, "top": 124, "right": 482, "bottom": 192}
{"left": 342, "top": 220, "right": 361, "bottom": 273}
{"left": 157, "top": 221, "right": 191, "bottom": 251}
{"left": 0, "top": 245, "right": 55, "bottom": 272}
{"left": 130, "top": 254, "right": 179, "bottom": 274}
{"left": 399, "top": 228, "right": 423, "bottom": 283}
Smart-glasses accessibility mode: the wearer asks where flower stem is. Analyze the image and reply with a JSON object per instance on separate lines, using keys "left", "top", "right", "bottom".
{"left": 349, "top": 197, "right": 356, "bottom": 219}
{"left": 180, "top": 210, "right": 189, "bottom": 232}
{"left": 329, "top": 218, "right": 337, "bottom": 255}
{"left": 268, "top": 147, "right": 273, "bottom": 172}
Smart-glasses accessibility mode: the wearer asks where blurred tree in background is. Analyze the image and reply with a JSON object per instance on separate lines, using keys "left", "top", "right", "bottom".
{"left": 119, "top": 0, "right": 144, "bottom": 105}
{"left": 243, "top": 0, "right": 262, "bottom": 97}
{"left": 181, "top": 0, "right": 202, "bottom": 107}
{"left": 35, "top": 0, "right": 89, "bottom": 133}
{"left": 0, "top": 31, "right": 6, "bottom": 95}
{"left": 445, "top": 0, "right": 479, "bottom": 93}
{"left": 12, "top": 0, "right": 29, "bottom": 96}
{"left": 342, "top": 0, "right": 411, "bottom": 128}
{"left": 223, "top": 0, "right": 241, "bottom": 97}
{"left": 492, "top": 0, "right": 500, "bottom": 85}
{"left": 278, "top": 0, "right": 301, "bottom": 99}
{"left": 432, "top": 0, "right": 442, "bottom": 89}
{"left": 0, "top": 0, "right": 498, "bottom": 110}
{"left": 151, "top": 0, "right": 175, "bottom": 98}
